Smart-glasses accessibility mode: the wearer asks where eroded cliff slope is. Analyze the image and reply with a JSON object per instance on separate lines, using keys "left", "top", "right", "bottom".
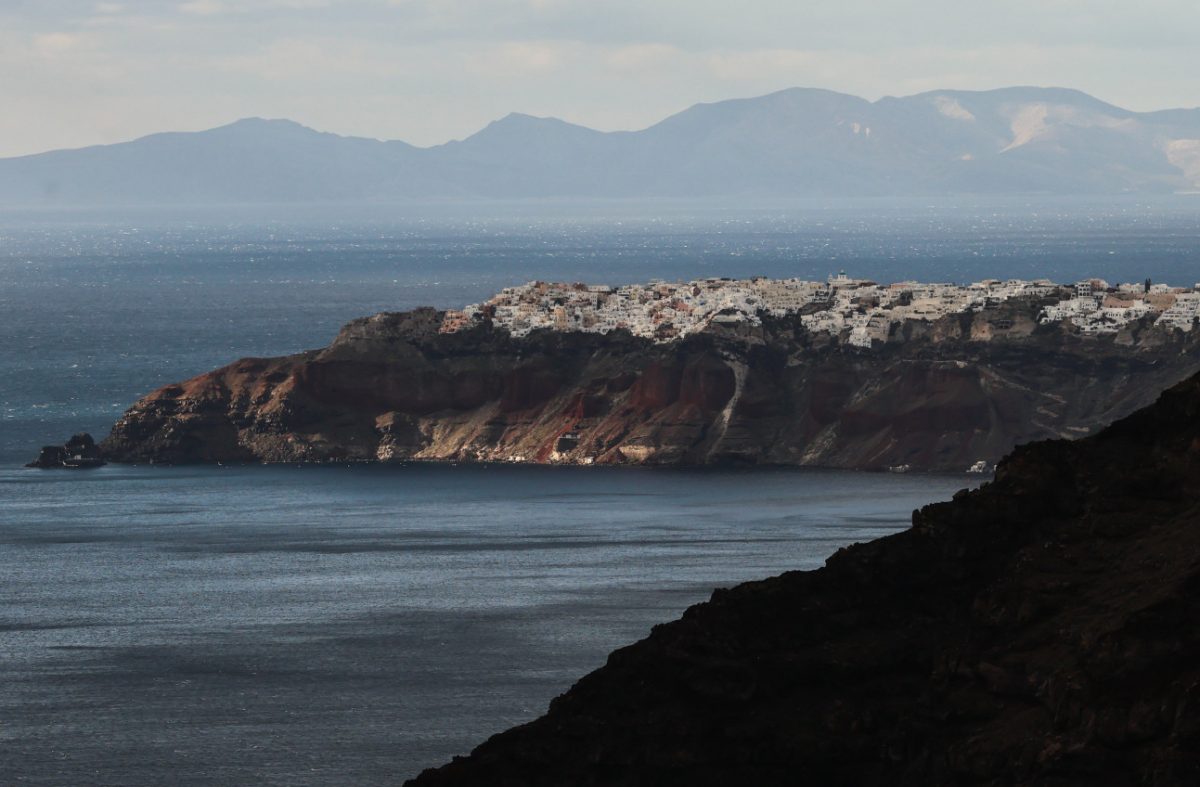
{"left": 99, "top": 301, "right": 1200, "bottom": 472}
{"left": 406, "top": 367, "right": 1200, "bottom": 786}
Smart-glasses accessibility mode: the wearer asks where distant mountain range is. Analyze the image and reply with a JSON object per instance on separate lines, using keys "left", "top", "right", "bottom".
{"left": 4, "top": 87, "right": 1200, "bottom": 205}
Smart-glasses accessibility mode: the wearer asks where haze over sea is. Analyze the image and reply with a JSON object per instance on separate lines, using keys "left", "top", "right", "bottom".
{"left": 2, "top": 197, "right": 1198, "bottom": 784}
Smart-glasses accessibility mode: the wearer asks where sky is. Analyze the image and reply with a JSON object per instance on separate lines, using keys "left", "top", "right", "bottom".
{"left": 3, "top": 0, "right": 1199, "bottom": 158}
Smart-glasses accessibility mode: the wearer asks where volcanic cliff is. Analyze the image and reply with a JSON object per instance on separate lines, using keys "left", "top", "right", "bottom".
{"left": 406, "top": 367, "right": 1200, "bottom": 786}
{"left": 95, "top": 298, "right": 1200, "bottom": 472}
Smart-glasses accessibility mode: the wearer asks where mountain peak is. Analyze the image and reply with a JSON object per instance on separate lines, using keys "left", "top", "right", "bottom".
{"left": 210, "top": 117, "right": 322, "bottom": 137}
{"left": 454, "top": 112, "right": 605, "bottom": 149}
{"left": 482, "top": 112, "right": 592, "bottom": 132}
{"left": 497, "top": 112, "right": 547, "bottom": 123}
{"left": 908, "top": 85, "right": 1130, "bottom": 114}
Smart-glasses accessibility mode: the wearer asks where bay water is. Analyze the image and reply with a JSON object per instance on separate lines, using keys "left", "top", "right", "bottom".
{"left": 2, "top": 198, "right": 1197, "bottom": 783}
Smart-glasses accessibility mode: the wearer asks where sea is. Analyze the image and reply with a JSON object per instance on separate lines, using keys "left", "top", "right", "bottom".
{"left": 1, "top": 196, "right": 1198, "bottom": 784}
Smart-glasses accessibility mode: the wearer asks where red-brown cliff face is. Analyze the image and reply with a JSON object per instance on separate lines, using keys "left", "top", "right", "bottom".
{"left": 97, "top": 303, "right": 1200, "bottom": 472}
{"left": 405, "top": 369, "right": 1200, "bottom": 787}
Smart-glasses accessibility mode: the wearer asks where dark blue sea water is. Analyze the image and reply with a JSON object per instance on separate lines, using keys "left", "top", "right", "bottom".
{"left": 2, "top": 463, "right": 968, "bottom": 785}
{"left": 1, "top": 198, "right": 1198, "bottom": 784}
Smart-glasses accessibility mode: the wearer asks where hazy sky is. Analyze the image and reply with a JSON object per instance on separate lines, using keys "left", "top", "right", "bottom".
{"left": 3, "top": 0, "right": 1199, "bottom": 158}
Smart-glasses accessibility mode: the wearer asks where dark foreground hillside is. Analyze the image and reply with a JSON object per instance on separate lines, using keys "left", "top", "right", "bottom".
{"left": 408, "top": 371, "right": 1200, "bottom": 786}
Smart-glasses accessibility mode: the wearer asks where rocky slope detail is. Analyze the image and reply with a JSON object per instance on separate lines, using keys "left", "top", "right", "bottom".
{"left": 406, "top": 370, "right": 1200, "bottom": 786}
{"left": 96, "top": 300, "right": 1200, "bottom": 472}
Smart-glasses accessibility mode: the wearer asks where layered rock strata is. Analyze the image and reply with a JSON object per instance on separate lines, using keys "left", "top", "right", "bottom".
{"left": 94, "top": 299, "right": 1200, "bottom": 472}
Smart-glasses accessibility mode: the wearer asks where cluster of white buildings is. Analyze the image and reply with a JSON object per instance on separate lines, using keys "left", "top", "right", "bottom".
{"left": 440, "top": 278, "right": 830, "bottom": 341}
{"left": 1039, "top": 279, "right": 1200, "bottom": 335}
{"left": 438, "top": 273, "right": 1200, "bottom": 344}
{"left": 801, "top": 275, "right": 1060, "bottom": 348}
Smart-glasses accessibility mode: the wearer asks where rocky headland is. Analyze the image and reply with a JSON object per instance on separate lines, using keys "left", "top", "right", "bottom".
{"left": 26, "top": 432, "right": 106, "bottom": 469}
{"left": 88, "top": 291, "right": 1200, "bottom": 472}
{"left": 405, "top": 366, "right": 1200, "bottom": 786}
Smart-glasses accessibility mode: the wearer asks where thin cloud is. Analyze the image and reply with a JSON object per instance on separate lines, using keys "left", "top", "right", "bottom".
{"left": 178, "top": 0, "right": 228, "bottom": 15}
{"left": 0, "top": 1, "right": 1197, "bottom": 158}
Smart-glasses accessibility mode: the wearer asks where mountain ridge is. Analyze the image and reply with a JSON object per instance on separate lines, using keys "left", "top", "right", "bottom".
{"left": 4, "top": 86, "right": 1200, "bottom": 204}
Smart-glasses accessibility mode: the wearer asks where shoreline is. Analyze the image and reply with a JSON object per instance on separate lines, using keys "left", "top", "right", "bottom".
{"left": 19, "top": 454, "right": 988, "bottom": 480}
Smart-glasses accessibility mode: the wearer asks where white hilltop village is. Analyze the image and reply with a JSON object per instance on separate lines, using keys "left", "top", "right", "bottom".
{"left": 439, "top": 273, "right": 1200, "bottom": 346}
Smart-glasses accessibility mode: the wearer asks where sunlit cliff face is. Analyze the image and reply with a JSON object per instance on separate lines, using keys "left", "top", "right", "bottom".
{"left": 95, "top": 285, "right": 1200, "bottom": 474}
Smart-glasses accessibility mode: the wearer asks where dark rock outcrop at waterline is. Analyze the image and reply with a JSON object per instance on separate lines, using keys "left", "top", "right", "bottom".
{"left": 84, "top": 299, "right": 1200, "bottom": 472}
{"left": 406, "top": 370, "right": 1200, "bottom": 786}
{"left": 26, "top": 433, "right": 106, "bottom": 468}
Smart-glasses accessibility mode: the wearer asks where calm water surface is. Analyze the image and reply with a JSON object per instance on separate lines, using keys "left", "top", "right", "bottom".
{"left": 1, "top": 464, "right": 972, "bottom": 784}
{"left": 2, "top": 198, "right": 1197, "bottom": 783}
